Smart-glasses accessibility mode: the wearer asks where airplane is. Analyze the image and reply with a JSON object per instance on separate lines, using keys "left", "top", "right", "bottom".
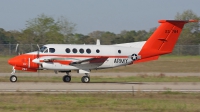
{"left": 8, "top": 19, "right": 197, "bottom": 83}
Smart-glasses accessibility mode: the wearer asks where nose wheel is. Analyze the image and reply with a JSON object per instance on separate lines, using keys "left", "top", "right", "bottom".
{"left": 10, "top": 75, "right": 17, "bottom": 82}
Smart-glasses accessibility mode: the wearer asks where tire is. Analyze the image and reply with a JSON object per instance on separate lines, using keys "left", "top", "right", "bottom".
{"left": 62, "top": 75, "right": 71, "bottom": 82}
{"left": 81, "top": 76, "right": 90, "bottom": 83}
{"left": 10, "top": 75, "right": 17, "bottom": 82}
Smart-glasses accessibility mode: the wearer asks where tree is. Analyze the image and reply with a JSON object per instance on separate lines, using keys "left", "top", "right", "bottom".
{"left": 0, "top": 28, "right": 17, "bottom": 44}
{"left": 57, "top": 16, "right": 76, "bottom": 43}
{"left": 175, "top": 10, "right": 200, "bottom": 45}
{"left": 100, "top": 32, "right": 116, "bottom": 44}
{"left": 134, "top": 30, "right": 148, "bottom": 41}
{"left": 0, "top": 28, "right": 9, "bottom": 44}
{"left": 88, "top": 31, "right": 116, "bottom": 45}
{"left": 89, "top": 31, "right": 104, "bottom": 39}
{"left": 119, "top": 30, "right": 136, "bottom": 43}
{"left": 21, "top": 14, "right": 76, "bottom": 44}
{"left": 175, "top": 10, "right": 200, "bottom": 31}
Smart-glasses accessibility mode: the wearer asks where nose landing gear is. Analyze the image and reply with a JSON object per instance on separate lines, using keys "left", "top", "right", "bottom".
{"left": 10, "top": 67, "right": 17, "bottom": 82}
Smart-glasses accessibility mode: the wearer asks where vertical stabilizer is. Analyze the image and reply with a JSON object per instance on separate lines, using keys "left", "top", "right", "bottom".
{"left": 138, "top": 20, "right": 197, "bottom": 59}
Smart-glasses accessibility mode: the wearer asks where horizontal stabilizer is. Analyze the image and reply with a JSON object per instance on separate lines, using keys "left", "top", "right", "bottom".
{"left": 133, "top": 56, "right": 159, "bottom": 64}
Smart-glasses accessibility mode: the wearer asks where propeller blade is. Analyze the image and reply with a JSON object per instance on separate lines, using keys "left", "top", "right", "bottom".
{"left": 14, "top": 44, "right": 21, "bottom": 55}
{"left": 15, "top": 44, "right": 19, "bottom": 52}
{"left": 37, "top": 51, "right": 39, "bottom": 58}
{"left": 37, "top": 44, "right": 40, "bottom": 51}
{"left": 37, "top": 44, "right": 40, "bottom": 59}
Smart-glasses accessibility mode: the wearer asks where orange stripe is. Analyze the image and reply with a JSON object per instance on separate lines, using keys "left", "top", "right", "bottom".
{"left": 25, "top": 54, "right": 129, "bottom": 58}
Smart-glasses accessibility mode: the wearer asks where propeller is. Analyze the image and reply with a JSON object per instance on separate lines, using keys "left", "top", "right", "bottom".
{"left": 36, "top": 44, "right": 40, "bottom": 59}
{"left": 15, "top": 44, "right": 20, "bottom": 55}
{"left": 15, "top": 44, "right": 19, "bottom": 52}
{"left": 10, "top": 44, "right": 19, "bottom": 76}
{"left": 36, "top": 44, "right": 41, "bottom": 77}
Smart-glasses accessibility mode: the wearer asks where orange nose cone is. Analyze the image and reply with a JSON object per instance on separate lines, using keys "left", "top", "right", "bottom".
{"left": 8, "top": 58, "right": 16, "bottom": 66}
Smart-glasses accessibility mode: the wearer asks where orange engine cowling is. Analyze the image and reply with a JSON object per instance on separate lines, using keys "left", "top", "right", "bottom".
{"left": 14, "top": 66, "right": 37, "bottom": 72}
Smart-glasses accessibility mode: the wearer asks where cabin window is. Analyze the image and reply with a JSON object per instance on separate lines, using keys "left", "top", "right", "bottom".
{"left": 96, "top": 49, "right": 100, "bottom": 53}
{"left": 86, "top": 49, "right": 91, "bottom": 54}
{"left": 79, "top": 48, "right": 84, "bottom": 54}
{"left": 118, "top": 50, "right": 121, "bottom": 54}
{"left": 49, "top": 48, "right": 55, "bottom": 53}
{"left": 73, "top": 48, "right": 77, "bottom": 53}
{"left": 65, "top": 48, "right": 70, "bottom": 53}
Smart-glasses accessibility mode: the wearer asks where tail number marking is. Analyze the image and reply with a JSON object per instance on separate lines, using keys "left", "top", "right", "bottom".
{"left": 165, "top": 30, "right": 178, "bottom": 33}
{"left": 114, "top": 59, "right": 128, "bottom": 63}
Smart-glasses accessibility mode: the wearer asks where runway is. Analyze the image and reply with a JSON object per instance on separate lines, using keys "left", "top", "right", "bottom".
{"left": 0, "top": 82, "right": 200, "bottom": 93}
{"left": 0, "top": 73, "right": 200, "bottom": 93}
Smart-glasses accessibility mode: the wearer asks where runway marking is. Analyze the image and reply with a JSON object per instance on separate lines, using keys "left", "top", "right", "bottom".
{"left": 0, "top": 89, "right": 200, "bottom": 93}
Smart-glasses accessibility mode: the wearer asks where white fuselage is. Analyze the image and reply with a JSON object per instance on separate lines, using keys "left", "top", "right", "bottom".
{"left": 28, "top": 42, "right": 145, "bottom": 72}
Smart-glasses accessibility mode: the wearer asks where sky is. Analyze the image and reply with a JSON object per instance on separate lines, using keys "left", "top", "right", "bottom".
{"left": 0, "top": 0, "right": 200, "bottom": 35}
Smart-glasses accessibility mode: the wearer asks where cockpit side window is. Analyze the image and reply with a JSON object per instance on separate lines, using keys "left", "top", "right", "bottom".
{"left": 44, "top": 49, "right": 48, "bottom": 53}
{"left": 40, "top": 46, "right": 47, "bottom": 53}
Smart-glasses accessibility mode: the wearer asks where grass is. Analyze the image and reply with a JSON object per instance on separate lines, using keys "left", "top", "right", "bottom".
{"left": 2, "top": 55, "right": 200, "bottom": 73}
{"left": 0, "top": 56, "right": 12, "bottom": 73}
{"left": 0, "top": 92, "right": 200, "bottom": 112}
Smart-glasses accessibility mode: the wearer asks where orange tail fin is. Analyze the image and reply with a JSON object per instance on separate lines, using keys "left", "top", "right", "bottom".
{"left": 138, "top": 20, "right": 197, "bottom": 59}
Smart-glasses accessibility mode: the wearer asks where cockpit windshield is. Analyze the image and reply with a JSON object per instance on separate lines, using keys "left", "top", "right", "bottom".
{"left": 39, "top": 46, "right": 47, "bottom": 53}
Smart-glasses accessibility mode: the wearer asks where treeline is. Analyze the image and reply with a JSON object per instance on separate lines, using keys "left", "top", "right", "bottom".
{"left": 0, "top": 10, "right": 200, "bottom": 45}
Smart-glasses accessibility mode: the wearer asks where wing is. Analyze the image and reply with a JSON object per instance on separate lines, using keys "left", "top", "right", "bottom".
{"left": 33, "top": 56, "right": 108, "bottom": 66}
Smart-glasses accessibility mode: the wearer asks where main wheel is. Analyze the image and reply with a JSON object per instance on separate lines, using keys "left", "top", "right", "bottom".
{"left": 81, "top": 76, "right": 90, "bottom": 83}
{"left": 10, "top": 75, "right": 17, "bottom": 82}
{"left": 62, "top": 75, "right": 71, "bottom": 82}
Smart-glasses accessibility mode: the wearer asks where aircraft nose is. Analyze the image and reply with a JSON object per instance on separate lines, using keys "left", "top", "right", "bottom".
{"left": 8, "top": 57, "right": 17, "bottom": 66}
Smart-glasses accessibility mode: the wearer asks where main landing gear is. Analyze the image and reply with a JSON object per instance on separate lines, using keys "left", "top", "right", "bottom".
{"left": 81, "top": 73, "right": 90, "bottom": 83}
{"left": 62, "top": 72, "right": 71, "bottom": 82}
{"left": 62, "top": 72, "right": 90, "bottom": 83}
{"left": 10, "top": 67, "right": 17, "bottom": 82}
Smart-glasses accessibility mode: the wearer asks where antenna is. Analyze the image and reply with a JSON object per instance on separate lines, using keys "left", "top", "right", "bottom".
{"left": 96, "top": 39, "right": 100, "bottom": 45}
